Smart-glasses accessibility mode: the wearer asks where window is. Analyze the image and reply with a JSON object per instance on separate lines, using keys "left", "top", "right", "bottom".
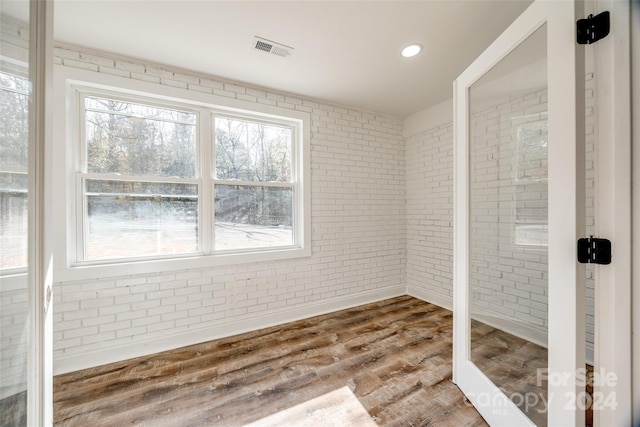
{"left": 512, "top": 112, "right": 548, "bottom": 247}
{"left": 81, "top": 96, "right": 198, "bottom": 261}
{"left": 57, "top": 67, "right": 310, "bottom": 277}
{"left": 0, "top": 71, "right": 30, "bottom": 273}
{"left": 214, "top": 117, "right": 294, "bottom": 251}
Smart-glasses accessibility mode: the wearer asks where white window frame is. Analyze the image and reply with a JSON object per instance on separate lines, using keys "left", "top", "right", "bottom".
{"left": 53, "top": 65, "right": 311, "bottom": 282}
{"left": 76, "top": 90, "right": 202, "bottom": 263}
{"left": 211, "top": 113, "right": 300, "bottom": 253}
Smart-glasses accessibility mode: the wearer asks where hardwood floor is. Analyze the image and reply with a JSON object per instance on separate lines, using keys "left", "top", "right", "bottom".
{"left": 471, "top": 320, "right": 548, "bottom": 427}
{"left": 0, "top": 391, "right": 26, "bottom": 427}
{"left": 54, "top": 296, "right": 589, "bottom": 426}
{"left": 54, "top": 296, "right": 488, "bottom": 426}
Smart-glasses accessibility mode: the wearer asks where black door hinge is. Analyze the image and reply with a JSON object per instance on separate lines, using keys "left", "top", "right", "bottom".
{"left": 577, "top": 236, "right": 611, "bottom": 265}
{"left": 577, "top": 11, "right": 610, "bottom": 45}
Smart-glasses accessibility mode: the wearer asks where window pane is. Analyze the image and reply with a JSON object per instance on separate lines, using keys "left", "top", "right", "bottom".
{"left": 215, "top": 117, "right": 291, "bottom": 182}
{"left": 85, "top": 97, "right": 196, "bottom": 178}
{"left": 0, "top": 73, "right": 29, "bottom": 169}
{"left": 215, "top": 184, "right": 293, "bottom": 250}
{"left": 0, "top": 172, "right": 28, "bottom": 269}
{"left": 0, "top": 71, "right": 29, "bottom": 270}
{"left": 514, "top": 114, "right": 548, "bottom": 246}
{"left": 85, "top": 180, "right": 198, "bottom": 260}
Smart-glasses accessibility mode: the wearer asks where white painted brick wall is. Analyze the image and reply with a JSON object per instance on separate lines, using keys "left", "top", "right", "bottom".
{"left": 52, "top": 45, "right": 406, "bottom": 368}
{"left": 406, "top": 122, "right": 453, "bottom": 303}
{"left": 0, "top": 277, "right": 29, "bottom": 399}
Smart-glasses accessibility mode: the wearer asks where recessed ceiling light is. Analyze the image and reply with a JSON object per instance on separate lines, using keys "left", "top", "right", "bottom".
{"left": 401, "top": 43, "right": 423, "bottom": 58}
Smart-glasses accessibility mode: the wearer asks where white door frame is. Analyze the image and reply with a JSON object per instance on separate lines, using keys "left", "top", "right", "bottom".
{"left": 27, "top": 0, "right": 54, "bottom": 425}
{"left": 632, "top": 0, "right": 640, "bottom": 424}
{"left": 453, "top": 0, "right": 587, "bottom": 425}
{"left": 591, "top": 1, "right": 633, "bottom": 426}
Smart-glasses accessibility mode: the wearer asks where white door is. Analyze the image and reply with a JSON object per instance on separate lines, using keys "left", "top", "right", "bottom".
{"left": 453, "top": 1, "right": 585, "bottom": 426}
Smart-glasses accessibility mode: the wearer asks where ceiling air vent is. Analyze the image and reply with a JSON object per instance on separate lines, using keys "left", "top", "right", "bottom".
{"left": 252, "top": 36, "right": 293, "bottom": 58}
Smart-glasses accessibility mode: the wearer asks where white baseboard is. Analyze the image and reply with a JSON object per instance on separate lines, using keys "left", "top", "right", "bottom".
{"left": 0, "top": 384, "right": 26, "bottom": 402}
{"left": 466, "top": 307, "right": 595, "bottom": 366}
{"left": 585, "top": 342, "right": 594, "bottom": 366}
{"left": 407, "top": 285, "right": 452, "bottom": 311}
{"left": 408, "top": 285, "right": 547, "bottom": 348}
{"left": 470, "top": 306, "right": 548, "bottom": 349}
{"left": 54, "top": 285, "right": 405, "bottom": 375}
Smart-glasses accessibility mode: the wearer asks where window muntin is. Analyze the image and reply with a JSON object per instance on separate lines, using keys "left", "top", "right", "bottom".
{"left": 0, "top": 72, "right": 30, "bottom": 271}
{"left": 74, "top": 89, "right": 305, "bottom": 266}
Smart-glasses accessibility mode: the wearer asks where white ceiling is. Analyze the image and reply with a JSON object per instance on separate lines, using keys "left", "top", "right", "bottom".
{"left": 53, "top": 0, "right": 533, "bottom": 118}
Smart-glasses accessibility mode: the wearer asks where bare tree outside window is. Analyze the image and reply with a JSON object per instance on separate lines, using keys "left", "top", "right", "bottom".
{"left": 214, "top": 117, "right": 294, "bottom": 250}
{"left": 83, "top": 97, "right": 198, "bottom": 261}
{"left": 0, "top": 72, "right": 29, "bottom": 270}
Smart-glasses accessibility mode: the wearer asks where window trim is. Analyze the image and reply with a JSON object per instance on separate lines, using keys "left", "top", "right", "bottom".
{"left": 53, "top": 65, "right": 311, "bottom": 282}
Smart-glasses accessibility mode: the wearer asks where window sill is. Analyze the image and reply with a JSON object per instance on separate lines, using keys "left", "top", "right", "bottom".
{"left": 0, "top": 272, "right": 28, "bottom": 290}
{"left": 54, "top": 246, "right": 311, "bottom": 283}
